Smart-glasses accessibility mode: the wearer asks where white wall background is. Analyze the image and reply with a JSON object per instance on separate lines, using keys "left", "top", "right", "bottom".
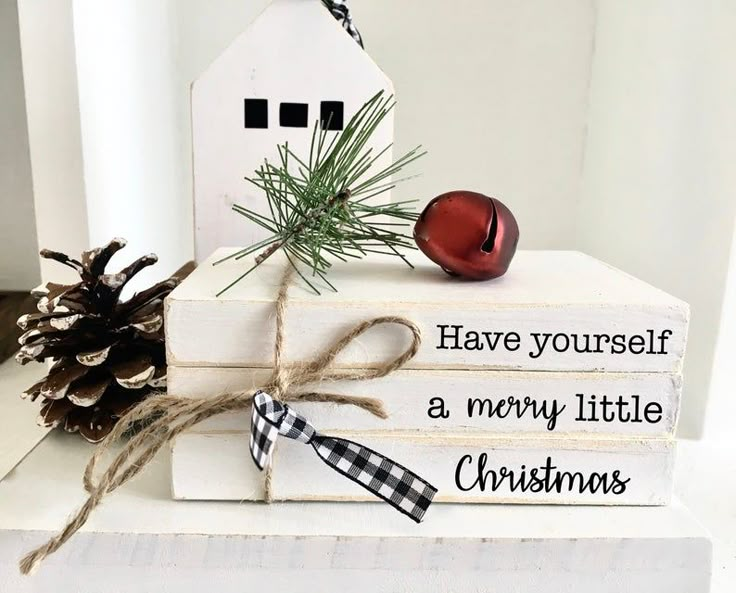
{"left": 353, "top": 0, "right": 596, "bottom": 248}
{"left": 7, "top": 0, "right": 735, "bottom": 438}
{"left": 709, "top": 221, "right": 736, "bottom": 443}
{"left": 0, "top": 0, "right": 39, "bottom": 290}
{"left": 578, "top": 0, "right": 736, "bottom": 437}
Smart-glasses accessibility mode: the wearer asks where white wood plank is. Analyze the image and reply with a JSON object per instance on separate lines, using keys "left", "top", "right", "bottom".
{"left": 166, "top": 250, "right": 689, "bottom": 372}
{"left": 171, "top": 432, "right": 675, "bottom": 505}
{"left": 0, "top": 358, "right": 50, "bottom": 481}
{"left": 169, "top": 366, "right": 682, "bottom": 437}
{"left": 0, "top": 528, "right": 711, "bottom": 593}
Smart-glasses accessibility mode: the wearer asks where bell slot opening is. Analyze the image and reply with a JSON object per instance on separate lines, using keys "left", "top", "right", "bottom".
{"left": 481, "top": 199, "right": 498, "bottom": 253}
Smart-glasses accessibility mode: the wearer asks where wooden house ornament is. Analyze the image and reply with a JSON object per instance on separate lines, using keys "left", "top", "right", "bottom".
{"left": 191, "top": 0, "right": 395, "bottom": 261}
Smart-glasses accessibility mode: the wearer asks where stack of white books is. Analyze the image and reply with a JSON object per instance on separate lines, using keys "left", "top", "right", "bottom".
{"left": 166, "top": 249, "right": 688, "bottom": 505}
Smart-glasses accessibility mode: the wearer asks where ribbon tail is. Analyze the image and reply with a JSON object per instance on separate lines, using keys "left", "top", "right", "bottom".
{"left": 310, "top": 434, "right": 437, "bottom": 523}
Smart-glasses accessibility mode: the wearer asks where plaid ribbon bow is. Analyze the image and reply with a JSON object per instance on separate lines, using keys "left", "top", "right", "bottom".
{"left": 250, "top": 391, "right": 437, "bottom": 522}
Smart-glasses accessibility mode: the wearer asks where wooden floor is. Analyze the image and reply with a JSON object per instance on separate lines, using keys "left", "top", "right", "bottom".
{"left": 0, "top": 292, "right": 35, "bottom": 363}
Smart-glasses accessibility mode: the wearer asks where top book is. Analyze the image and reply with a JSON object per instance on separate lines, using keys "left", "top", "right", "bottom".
{"left": 165, "top": 249, "right": 688, "bottom": 372}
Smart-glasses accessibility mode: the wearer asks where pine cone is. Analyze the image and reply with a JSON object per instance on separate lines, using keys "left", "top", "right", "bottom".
{"left": 16, "top": 238, "right": 186, "bottom": 443}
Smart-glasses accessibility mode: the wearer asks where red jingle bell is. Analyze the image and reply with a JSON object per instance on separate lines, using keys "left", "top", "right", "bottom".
{"left": 414, "top": 191, "right": 519, "bottom": 280}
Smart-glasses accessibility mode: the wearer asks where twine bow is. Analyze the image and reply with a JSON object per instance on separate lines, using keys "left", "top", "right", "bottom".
{"left": 19, "top": 266, "right": 424, "bottom": 575}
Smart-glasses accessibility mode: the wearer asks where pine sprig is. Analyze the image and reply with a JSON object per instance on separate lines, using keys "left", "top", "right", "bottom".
{"left": 215, "top": 91, "right": 425, "bottom": 295}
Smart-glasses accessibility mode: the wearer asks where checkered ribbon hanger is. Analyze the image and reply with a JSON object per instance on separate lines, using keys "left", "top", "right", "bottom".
{"left": 250, "top": 391, "right": 437, "bottom": 522}
{"left": 322, "top": 0, "right": 364, "bottom": 47}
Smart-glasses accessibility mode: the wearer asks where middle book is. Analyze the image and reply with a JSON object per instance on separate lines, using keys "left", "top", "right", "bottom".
{"left": 169, "top": 367, "right": 680, "bottom": 437}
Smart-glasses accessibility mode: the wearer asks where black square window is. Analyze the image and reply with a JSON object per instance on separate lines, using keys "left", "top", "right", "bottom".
{"left": 279, "top": 102, "right": 309, "bottom": 127}
{"left": 244, "top": 98, "right": 268, "bottom": 129}
{"left": 320, "top": 101, "right": 344, "bottom": 131}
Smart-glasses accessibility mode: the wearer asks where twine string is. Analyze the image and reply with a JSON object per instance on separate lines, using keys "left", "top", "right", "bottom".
{"left": 19, "top": 264, "right": 421, "bottom": 575}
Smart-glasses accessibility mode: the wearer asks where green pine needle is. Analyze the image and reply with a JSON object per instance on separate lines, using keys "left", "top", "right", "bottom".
{"left": 215, "top": 91, "right": 426, "bottom": 296}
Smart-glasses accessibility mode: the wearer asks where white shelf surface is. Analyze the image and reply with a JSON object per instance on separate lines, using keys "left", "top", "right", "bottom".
{"left": 0, "top": 358, "right": 49, "bottom": 480}
{"left": 0, "top": 430, "right": 714, "bottom": 592}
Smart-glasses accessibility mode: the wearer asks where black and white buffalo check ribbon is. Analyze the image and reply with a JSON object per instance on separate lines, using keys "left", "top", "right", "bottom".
{"left": 322, "top": 0, "right": 364, "bottom": 47}
{"left": 250, "top": 391, "right": 437, "bottom": 522}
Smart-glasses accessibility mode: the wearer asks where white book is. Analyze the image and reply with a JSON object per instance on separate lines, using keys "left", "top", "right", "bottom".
{"left": 168, "top": 366, "right": 681, "bottom": 437}
{"left": 171, "top": 432, "right": 675, "bottom": 505}
{"left": 165, "top": 250, "right": 689, "bottom": 372}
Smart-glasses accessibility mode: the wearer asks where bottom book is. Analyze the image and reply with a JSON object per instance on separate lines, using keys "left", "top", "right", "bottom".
{"left": 171, "top": 432, "right": 675, "bottom": 505}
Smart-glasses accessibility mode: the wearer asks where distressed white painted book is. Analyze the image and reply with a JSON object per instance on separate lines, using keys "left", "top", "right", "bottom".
{"left": 168, "top": 366, "right": 682, "bottom": 437}
{"left": 171, "top": 433, "right": 675, "bottom": 505}
{"left": 165, "top": 249, "right": 689, "bottom": 372}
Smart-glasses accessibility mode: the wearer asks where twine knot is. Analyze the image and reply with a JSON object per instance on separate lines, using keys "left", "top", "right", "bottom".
{"left": 19, "top": 264, "right": 421, "bottom": 575}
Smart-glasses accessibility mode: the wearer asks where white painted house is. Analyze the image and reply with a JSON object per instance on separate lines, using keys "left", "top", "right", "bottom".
{"left": 191, "top": 0, "right": 394, "bottom": 262}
